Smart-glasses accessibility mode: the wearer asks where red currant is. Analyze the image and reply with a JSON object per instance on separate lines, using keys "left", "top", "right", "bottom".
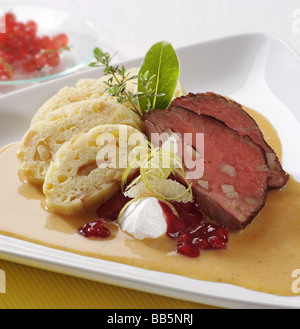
{"left": 22, "top": 58, "right": 37, "bottom": 73}
{"left": 36, "top": 36, "right": 51, "bottom": 50}
{"left": 0, "top": 11, "right": 69, "bottom": 79}
{"left": 5, "top": 13, "right": 16, "bottom": 29}
{"left": 34, "top": 53, "right": 47, "bottom": 69}
{"left": 46, "top": 51, "right": 60, "bottom": 67}
{"left": 0, "top": 51, "right": 14, "bottom": 64}
{"left": 51, "top": 33, "right": 69, "bottom": 49}
{"left": 25, "top": 20, "right": 38, "bottom": 37}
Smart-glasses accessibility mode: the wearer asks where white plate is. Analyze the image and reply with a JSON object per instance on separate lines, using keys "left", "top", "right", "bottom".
{"left": 1, "top": 33, "right": 300, "bottom": 309}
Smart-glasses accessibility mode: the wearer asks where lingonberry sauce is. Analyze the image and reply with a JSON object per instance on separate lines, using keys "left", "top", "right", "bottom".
{"left": 78, "top": 192, "right": 131, "bottom": 239}
{"left": 79, "top": 193, "right": 229, "bottom": 257}
{"left": 159, "top": 201, "right": 204, "bottom": 239}
{"left": 159, "top": 201, "right": 229, "bottom": 258}
{"left": 96, "top": 192, "right": 131, "bottom": 221}
{"left": 78, "top": 218, "right": 111, "bottom": 238}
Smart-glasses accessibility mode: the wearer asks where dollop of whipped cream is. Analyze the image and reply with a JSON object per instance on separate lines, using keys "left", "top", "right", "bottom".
{"left": 118, "top": 197, "right": 167, "bottom": 239}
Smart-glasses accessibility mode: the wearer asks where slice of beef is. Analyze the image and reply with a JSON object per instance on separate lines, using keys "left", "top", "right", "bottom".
{"left": 171, "top": 92, "right": 288, "bottom": 189}
{"left": 144, "top": 107, "right": 270, "bottom": 230}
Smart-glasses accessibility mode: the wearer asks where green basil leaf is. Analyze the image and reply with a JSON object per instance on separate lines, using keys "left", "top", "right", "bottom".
{"left": 138, "top": 41, "right": 179, "bottom": 114}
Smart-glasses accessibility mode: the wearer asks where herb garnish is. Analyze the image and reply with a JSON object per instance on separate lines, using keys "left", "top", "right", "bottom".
{"left": 89, "top": 48, "right": 163, "bottom": 115}
{"left": 138, "top": 41, "right": 179, "bottom": 114}
{"left": 89, "top": 41, "right": 179, "bottom": 115}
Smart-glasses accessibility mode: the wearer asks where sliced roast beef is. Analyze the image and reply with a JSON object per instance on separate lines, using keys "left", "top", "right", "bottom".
{"left": 171, "top": 92, "right": 288, "bottom": 189}
{"left": 144, "top": 107, "right": 270, "bottom": 230}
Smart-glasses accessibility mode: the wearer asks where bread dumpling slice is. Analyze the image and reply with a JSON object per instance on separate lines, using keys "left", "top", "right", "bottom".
{"left": 30, "top": 69, "right": 139, "bottom": 125}
{"left": 17, "top": 97, "right": 145, "bottom": 184}
{"left": 30, "top": 79, "right": 107, "bottom": 125}
{"left": 31, "top": 67, "right": 187, "bottom": 125}
{"left": 43, "top": 124, "right": 148, "bottom": 216}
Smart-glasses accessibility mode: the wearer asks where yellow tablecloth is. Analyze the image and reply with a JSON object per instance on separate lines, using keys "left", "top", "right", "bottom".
{"left": 0, "top": 259, "right": 219, "bottom": 309}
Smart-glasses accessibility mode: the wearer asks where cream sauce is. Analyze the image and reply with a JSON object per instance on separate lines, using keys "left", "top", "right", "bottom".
{"left": 0, "top": 108, "right": 300, "bottom": 297}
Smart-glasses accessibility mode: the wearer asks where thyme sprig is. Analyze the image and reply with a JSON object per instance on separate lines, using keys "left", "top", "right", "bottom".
{"left": 89, "top": 47, "right": 165, "bottom": 115}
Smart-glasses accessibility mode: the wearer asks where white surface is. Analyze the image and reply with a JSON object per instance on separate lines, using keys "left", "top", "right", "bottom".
{"left": 0, "top": 0, "right": 300, "bottom": 93}
{"left": 0, "top": 34, "right": 300, "bottom": 308}
{"left": 7, "top": 0, "right": 299, "bottom": 58}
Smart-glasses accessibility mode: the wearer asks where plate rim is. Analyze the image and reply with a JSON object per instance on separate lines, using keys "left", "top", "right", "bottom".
{"left": 0, "top": 233, "right": 298, "bottom": 309}
{"left": 1, "top": 31, "right": 300, "bottom": 96}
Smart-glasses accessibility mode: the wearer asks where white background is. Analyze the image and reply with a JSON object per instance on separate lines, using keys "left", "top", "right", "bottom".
{"left": 1, "top": 0, "right": 300, "bottom": 63}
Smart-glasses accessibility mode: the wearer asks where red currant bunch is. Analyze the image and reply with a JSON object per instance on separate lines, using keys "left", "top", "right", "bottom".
{"left": 0, "top": 12, "right": 69, "bottom": 79}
